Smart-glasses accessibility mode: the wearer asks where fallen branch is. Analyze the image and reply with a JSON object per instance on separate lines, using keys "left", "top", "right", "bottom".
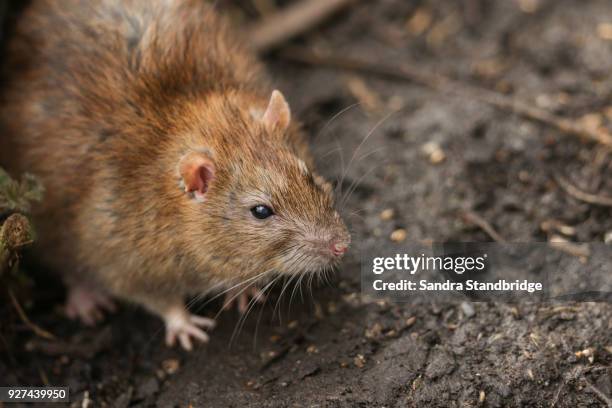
{"left": 249, "top": 0, "right": 354, "bottom": 53}
{"left": 556, "top": 176, "right": 612, "bottom": 207}
{"left": 277, "top": 47, "right": 612, "bottom": 148}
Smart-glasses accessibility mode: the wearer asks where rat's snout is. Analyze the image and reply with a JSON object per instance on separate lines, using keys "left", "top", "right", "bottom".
{"left": 331, "top": 241, "right": 348, "bottom": 257}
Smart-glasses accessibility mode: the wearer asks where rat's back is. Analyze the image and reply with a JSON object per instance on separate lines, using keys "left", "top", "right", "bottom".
{"left": 1, "top": 0, "right": 262, "bottom": 165}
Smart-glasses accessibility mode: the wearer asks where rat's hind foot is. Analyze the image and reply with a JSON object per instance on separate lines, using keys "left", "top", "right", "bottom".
{"left": 65, "top": 285, "right": 117, "bottom": 326}
{"left": 222, "top": 286, "right": 266, "bottom": 314}
{"left": 164, "top": 307, "right": 216, "bottom": 351}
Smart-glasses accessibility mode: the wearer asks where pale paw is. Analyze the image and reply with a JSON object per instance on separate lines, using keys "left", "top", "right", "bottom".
{"left": 222, "top": 286, "right": 266, "bottom": 314}
{"left": 164, "top": 308, "right": 216, "bottom": 351}
{"left": 65, "top": 285, "right": 116, "bottom": 326}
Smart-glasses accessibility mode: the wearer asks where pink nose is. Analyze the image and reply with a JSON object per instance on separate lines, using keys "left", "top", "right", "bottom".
{"left": 331, "top": 242, "right": 348, "bottom": 257}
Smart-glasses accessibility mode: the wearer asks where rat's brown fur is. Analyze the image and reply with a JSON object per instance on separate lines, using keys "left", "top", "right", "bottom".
{"left": 0, "top": 0, "right": 349, "bottom": 337}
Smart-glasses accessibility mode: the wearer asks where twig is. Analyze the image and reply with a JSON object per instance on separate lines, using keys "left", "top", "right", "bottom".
{"left": 551, "top": 366, "right": 584, "bottom": 407}
{"left": 278, "top": 48, "right": 612, "bottom": 148}
{"left": 460, "top": 210, "right": 506, "bottom": 243}
{"left": 8, "top": 289, "right": 56, "bottom": 340}
{"left": 249, "top": 0, "right": 354, "bottom": 53}
{"left": 556, "top": 176, "right": 612, "bottom": 207}
{"left": 548, "top": 237, "right": 591, "bottom": 259}
{"left": 584, "top": 378, "right": 612, "bottom": 408}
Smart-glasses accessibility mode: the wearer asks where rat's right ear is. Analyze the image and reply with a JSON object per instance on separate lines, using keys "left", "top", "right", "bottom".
{"left": 261, "top": 90, "right": 291, "bottom": 133}
{"left": 178, "top": 151, "right": 215, "bottom": 202}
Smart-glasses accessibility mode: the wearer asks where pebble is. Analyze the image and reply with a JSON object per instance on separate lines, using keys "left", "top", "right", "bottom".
{"left": 597, "top": 23, "right": 612, "bottom": 40}
{"left": 379, "top": 208, "right": 395, "bottom": 221}
{"left": 306, "top": 345, "right": 319, "bottom": 354}
{"left": 390, "top": 228, "right": 407, "bottom": 242}
{"left": 460, "top": 302, "right": 476, "bottom": 318}
{"left": 421, "top": 141, "right": 446, "bottom": 164}
{"left": 354, "top": 354, "right": 366, "bottom": 368}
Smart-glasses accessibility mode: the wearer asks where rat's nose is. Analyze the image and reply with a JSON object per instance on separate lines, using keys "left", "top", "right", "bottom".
{"left": 331, "top": 242, "right": 348, "bottom": 257}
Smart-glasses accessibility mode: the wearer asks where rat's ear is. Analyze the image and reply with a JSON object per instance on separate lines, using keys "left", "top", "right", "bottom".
{"left": 262, "top": 90, "right": 291, "bottom": 133}
{"left": 178, "top": 151, "right": 215, "bottom": 202}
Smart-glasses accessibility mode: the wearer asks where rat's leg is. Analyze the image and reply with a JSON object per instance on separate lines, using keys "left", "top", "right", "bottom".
{"left": 163, "top": 304, "right": 216, "bottom": 351}
{"left": 65, "top": 283, "right": 117, "bottom": 326}
{"left": 222, "top": 286, "right": 267, "bottom": 314}
{"left": 129, "top": 293, "right": 216, "bottom": 351}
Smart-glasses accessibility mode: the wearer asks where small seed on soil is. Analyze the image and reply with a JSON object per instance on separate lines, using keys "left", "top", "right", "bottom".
{"left": 365, "top": 323, "right": 383, "bottom": 339}
{"left": 406, "top": 8, "right": 432, "bottom": 36}
{"left": 604, "top": 231, "right": 612, "bottom": 244}
{"left": 421, "top": 141, "right": 446, "bottom": 164}
{"left": 379, "top": 208, "right": 394, "bottom": 221}
{"left": 288, "top": 320, "right": 299, "bottom": 329}
{"left": 161, "top": 358, "right": 180, "bottom": 375}
{"left": 345, "top": 75, "right": 383, "bottom": 113}
{"left": 390, "top": 228, "right": 407, "bottom": 242}
{"left": 575, "top": 347, "right": 595, "bottom": 363}
{"left": 579, "top": 113, "right": 603, "bottom": 131}
{"left": 479, "top": 390, "right": 486, "bottom": 403}
{"left": 385, "top": 329, "right": 398, "bottom": 338}
{"left": 354, "top": 354, "right": 366, "bottom": 368}
{"left": 518, "top": 170, "right": 530, "bottom": 182}
{"left": 306, "top": 345, "right": 318, "bottom": 354}
{"left": 405, "top": 316, "right": 417, "bottom": 328}
{"left": 518, "top": 0, "right": 539, "bottom": 13}
{"left": 597, "top": 23, "right": 612, "bottom": 40}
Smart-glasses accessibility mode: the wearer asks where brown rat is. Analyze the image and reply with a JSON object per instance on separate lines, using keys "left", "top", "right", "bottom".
{"left": 0, "top": 0, "right": 349, "bottom": 350}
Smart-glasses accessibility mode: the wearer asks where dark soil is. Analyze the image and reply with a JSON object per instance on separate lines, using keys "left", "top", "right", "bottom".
{"left": 1, "top": 0, "right": 611, "bottom": 407}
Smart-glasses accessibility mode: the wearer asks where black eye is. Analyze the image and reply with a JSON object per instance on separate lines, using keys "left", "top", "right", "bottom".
{"left": 250, "top": 205, "right": 274, "bottom": 219}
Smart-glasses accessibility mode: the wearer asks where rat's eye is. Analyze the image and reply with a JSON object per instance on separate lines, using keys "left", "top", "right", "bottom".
{"left": 250, "top": 205, "right": 274, "bottom": 219}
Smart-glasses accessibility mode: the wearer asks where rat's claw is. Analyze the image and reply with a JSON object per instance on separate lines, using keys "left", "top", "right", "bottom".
{"left": 65, "top": 285, "right": 116, "bottom": 326}
{"left": 223, "top": 286, "right": 266, "bottom": 314}
{"left": 164, "top": 308, "right": 215, "bottom": 351}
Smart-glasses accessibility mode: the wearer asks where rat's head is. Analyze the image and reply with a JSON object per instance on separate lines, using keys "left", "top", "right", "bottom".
{"left": 176, "top": 90, "right": 350, "bottom": 281}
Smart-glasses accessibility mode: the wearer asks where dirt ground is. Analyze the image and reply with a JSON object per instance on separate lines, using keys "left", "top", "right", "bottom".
{"left": 1, "top": 0, "right": 611, "bottom": 407}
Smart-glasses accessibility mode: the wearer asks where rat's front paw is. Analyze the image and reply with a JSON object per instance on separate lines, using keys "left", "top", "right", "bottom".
{"left": 65, "top": 285, "right": 117, "bottom": 326}
{"left": 222, "top": 286, "right": 266, "bottom": 314}
{"left": 164, "top": 307, "right": 216, "bottom": 351}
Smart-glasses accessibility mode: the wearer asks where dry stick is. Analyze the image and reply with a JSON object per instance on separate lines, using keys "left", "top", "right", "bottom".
{"left": 8, "top": 289, "right": 56, "bottom": 340}
{"left": 556, "top": 176, "right": 612, "bottom": 207}
{"left": 278, "top": 48, "right": 612, "bottom": 148}
{"left": 249, "top": 0, "right": 354, "bottom": 53}
{"left": 460, "top": 211, "right": 506, "bottom": 243}
{"left": 585, "top": 378, "right": 612, "bottom": 408}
